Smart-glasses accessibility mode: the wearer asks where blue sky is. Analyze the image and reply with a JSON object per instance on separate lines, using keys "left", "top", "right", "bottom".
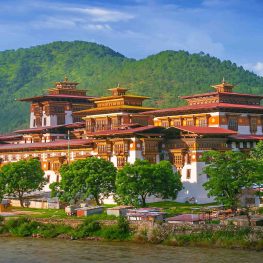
{"left": 1, "top": 0, "right": 263, "bottom": 76}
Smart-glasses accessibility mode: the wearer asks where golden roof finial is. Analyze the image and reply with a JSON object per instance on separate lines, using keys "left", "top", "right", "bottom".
{"left": 222, "top": 77, "right": 225, "bottom": 83}
{"left": 64, "top": 76, "right": 68, "bottom": 82}
{"left": 117, "top": 83, "right": 120, "bottom": 88}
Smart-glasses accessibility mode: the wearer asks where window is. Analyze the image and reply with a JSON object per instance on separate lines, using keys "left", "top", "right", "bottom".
{"left": 52, "top": 162, "right": 61, "bottom": 171}
{"left": 117, "top": 156, "right": 126, "bottom": 168}
{"left": 250, "top": 118, "right": 257, "bottom": 134}
{"left": 96, "top": 119, "right": 107, "bottom": 130}
{"left": 56, "top": 175, "right": 60, "bottom": 183}
{"left": 43, "top": 118, "right": 47, "bottom": 126}
{"left": 186, "top": 153, "right": 191, "bottom": 164}
{"left": 228, "top": 117, "right": 238, "bottom": 131}
{"left": 198, "top": 118, "right": 207, "bottom": 127}
{"left": 98, "top": 144, "right": 107, "bottom": 154}
{"left": 173, "top": 119, "right": 181, "bottom": 126}
{"left": 186, "top": 169, "right": 191, "bottom": 179}
{"left": 46, "top": 175, "right": 50, "bottom": 183}
{"left": 73, "top": 116, "right": 82, "bottom": 123}
{"left": 54, "top": 106, "right": 65, "bottom": 113}
{"left": 174, "top": 154, "right": 183, "bottom": 168}
{"left": 161, "top": 121, "right": 169, "bottom": 127}
{"left": 57, "top": 115, "right": 65, "bottom": 125}
{"left": 114, "top": 143, "right": 126, "bottom": 155}
{"left": 33, "top": 119, "right": 36, "bottom": 127}
{"left": 144, "top": 155, "right": 156, "bottom": 163}
{"left": 186, "top": 119, "right": 194, "bottom": 126}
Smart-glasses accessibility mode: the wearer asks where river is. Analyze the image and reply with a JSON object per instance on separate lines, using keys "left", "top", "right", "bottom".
{"left": 0, "top": 238, "right": 262, "bottom": 263}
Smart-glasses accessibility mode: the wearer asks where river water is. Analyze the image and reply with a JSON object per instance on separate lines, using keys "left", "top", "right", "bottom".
{"left": 0, "top": 238, "right": 262, "bottom": 263}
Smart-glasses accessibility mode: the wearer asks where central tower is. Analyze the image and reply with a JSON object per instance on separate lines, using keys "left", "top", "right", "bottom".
{"left": 19, "top": 77, "right": 94, "bottom": 128}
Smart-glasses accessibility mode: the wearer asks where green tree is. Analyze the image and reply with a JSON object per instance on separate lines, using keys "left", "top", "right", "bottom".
{"left": 116, "top": 160, "right": 182, "bottom": 207}
{"left": 51, "top": 157, "right": 117, "bottom": 205}
{"left": 202, "top": 150, "right": 262, "bottom": 212}
{"left": 250, "top": 141, "right": 263, "bottom": 203}
{"left": 1, "top": 159, "right": 45, "bottom": 207}
{"left": 0, "top": 171, "right": 5, "bottom": 203}
{"left": 250, "top": 141, "right": 263, "bottom": 160}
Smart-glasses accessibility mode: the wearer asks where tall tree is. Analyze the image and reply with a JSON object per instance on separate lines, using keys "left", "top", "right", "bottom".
{"left": 202, "top": 150, "right": 262, "bottom": 212}
{"left": 116, "top": 160, "right": 182, "bottom": 206}
{"left": 0, "top": 171, "right": 5, "bottom": 203}
{"left": 51, "top": 157, "right": 117, "bottom": 205}
{"left": 1, "top": 159, "right": 45, "bottom": 207}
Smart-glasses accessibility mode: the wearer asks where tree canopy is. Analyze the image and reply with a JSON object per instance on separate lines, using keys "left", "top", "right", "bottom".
{"left": 51, "top": 157, "right": 117, "bottom": 205}
{"left": 116, "top": 160, "right": 182, "bottom": 206}
{"left": 0, "top": 159, "right": 45, "bottom": 207}
{"left": 250, "top": 141, "right": 263, "bottom": 161}
{"left": 1, "top": 41, "right": 263, "bottom": 133}
{"left": 202, "top": 150, "right": 263, "bottom": 211}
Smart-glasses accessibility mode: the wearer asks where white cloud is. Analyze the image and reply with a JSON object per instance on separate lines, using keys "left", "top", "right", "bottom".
{"left": 62, "top": 7, "right": 134, "bottom": 22}
{"left": 244, "top": 62, "right": 263, "bottom": 77}
{"left": 254, "top": 62, "right": 263, "bottom": 76}
{"left": 83, "top": 24, "right": 112, "bottom": 31}
{"left": 32, "top": 17, "right": 77, "bottom": 29}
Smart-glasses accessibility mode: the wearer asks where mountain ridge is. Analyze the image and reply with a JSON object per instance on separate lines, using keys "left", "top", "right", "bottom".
{"left": 0, "top": 40, "right": 262, "bottom": 133}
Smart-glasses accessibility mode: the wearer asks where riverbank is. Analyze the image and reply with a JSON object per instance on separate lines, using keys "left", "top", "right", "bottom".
{"left": 1, "top": 216, "right": 263, "bottom": 251}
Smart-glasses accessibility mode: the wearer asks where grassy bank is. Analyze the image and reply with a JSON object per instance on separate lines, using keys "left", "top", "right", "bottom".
{"left": 1, "top": 216, "right": 262, "bottom": 251}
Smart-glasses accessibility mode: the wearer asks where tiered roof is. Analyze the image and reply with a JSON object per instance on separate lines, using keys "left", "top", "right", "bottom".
{"left": 19, "top": 77, "right": 94, "bottom": 102}
{"left": 142, "top": 102, "right": 263, "bottom": 116}
{"left": 75, "top": 84, "right": 156, "bottom": 116}
{"left": 142, "top": 80, "right": 263, "bottom": 116}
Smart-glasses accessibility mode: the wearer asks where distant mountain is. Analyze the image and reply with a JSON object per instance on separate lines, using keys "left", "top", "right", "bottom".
{"left": 0, "top": 41, "right": 262, "bottom": 133}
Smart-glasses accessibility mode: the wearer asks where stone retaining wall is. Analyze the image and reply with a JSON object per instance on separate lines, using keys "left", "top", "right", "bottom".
{"left": 30, "top": 218, "right": 263, "bottom": 234}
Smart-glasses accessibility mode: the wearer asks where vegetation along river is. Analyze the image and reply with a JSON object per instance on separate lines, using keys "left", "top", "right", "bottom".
{"left": 0, "top": 238, "right": 262, "bottom": 263}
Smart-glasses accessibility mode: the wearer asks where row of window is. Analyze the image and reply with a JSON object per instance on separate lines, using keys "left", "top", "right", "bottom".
{"left": 161, "top": 118, "right": 208, "bottom": 127}
{"left": 86, "top": 117, "right": 124, "bottom": 131}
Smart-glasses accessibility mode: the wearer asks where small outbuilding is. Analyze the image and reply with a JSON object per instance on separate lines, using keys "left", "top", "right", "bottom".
{"left": 166, "top": 214, "right": 207, "bottom": 224}
{"left": 106, "top": 206, "right": 133, "bottom": 217}
{"left": 224, "top": 215, "right": 263, "bottom": 226}
{"left": 76, "top": 206, "right": 104, "bottom": 217}
{"left": 126, "top": 208, "right": 166, "bottom": 222}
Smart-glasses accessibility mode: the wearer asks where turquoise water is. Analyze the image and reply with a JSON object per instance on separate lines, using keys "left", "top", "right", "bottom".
{"left": 0, "top": 238, "right": 262, "bottom": 263}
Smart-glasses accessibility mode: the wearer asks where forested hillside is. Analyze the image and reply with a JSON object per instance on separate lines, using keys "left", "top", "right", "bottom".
{"left": 0, "top": 41, "right": 262, "bottom": 133}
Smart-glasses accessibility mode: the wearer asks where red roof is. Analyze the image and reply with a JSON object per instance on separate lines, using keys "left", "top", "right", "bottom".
{"left": 173, "top": 126, "right": 237, "bottom": 135}
{"left": 14, "top": 122, "right": 85, "bottom": 134}
{"left": 230, "top": 134, "right": 263, "bottom": 141}
{"left": 180, "top": 91, "right": 263, "bottom": 99}
{"left": 86, "top": 125, "right": 165, "bottom": 137}
{"left": 0, "top": 134, "right": 23, "bottom": 141}
{"left": 0, "top": 139, "right": 93, "bottom": 151}
{"left": 166, "top": 214, "right": 206, "bottom": 222}
{"left": 142, "top": 103, "right": 263, "bottom": 116}
{"left": 18, "top": 94, "right": 95, "bottom": 102}
{"left": 14, "top": 124, "right": 67, "bottom": 134}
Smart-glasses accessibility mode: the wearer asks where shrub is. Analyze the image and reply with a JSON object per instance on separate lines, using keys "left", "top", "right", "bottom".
{"left": 37, "top": 224, "right": 72, "bottom": 238}
{"left": 96, "top": 225, "right": 130, "bottom": 240}
{"left": 73, "top": 221, "right": 101, "bottom": 239}
{"left": 5, "top": 218, "right": 40, "bottom": 237}
{"left": 117, "top": 216, "right": 129, "bottom": 233}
